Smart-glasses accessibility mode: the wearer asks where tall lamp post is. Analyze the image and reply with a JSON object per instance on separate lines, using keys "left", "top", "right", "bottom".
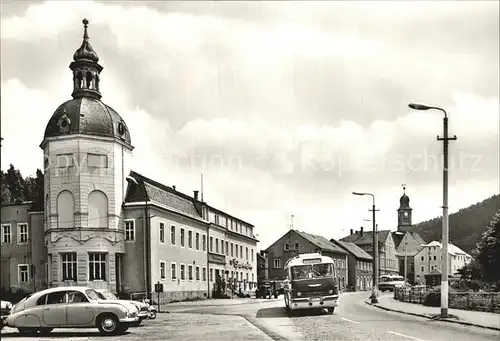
{"left": 353, "top": 192, "right": 379, "bottom": 303}
{"left": 404, "top": 240, "right": 408, "bottom": 287}
{"left": 409, "top": 103, "right": 457, "bottom": 318}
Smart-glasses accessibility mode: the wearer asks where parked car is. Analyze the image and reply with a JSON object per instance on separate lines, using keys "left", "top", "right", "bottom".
{"left": 141, "top": 299, "right": 157, "bottom": 319}
{"left": 1, "top": 300, "right": 13, "bottom": 330}
{"left": 95, "top": 289, "right": 148, "bottom": 326}
{"left": 4, "top": 286, "right": 138, "bottom": 336}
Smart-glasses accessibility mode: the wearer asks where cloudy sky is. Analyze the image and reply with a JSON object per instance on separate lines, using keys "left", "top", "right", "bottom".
{"left": 2, "top": 1, "right": 499, "bottom": 249}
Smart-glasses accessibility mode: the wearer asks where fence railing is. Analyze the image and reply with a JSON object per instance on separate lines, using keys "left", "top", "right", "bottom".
{"left": 394, "top": 287, "right": 500, "bottom": 313}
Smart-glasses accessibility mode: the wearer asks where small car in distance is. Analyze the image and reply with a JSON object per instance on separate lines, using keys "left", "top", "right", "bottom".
{"left": 4, "top": 286, "right": 138, "bottom": 336}
{"left": 95, "top": 289, "right": 148, "bottom": 325}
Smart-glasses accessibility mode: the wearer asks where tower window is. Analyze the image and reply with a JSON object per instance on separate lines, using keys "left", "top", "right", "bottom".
{"left": 77, "top": 71, "right": 83, "bottom": 89}
{"left": 86, "top": 71, "right": 93, "bottom": 89}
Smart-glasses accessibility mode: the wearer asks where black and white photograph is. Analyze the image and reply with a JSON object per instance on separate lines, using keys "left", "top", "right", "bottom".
{"left": 1, "top": 1, "right": 499, "bottom": 340}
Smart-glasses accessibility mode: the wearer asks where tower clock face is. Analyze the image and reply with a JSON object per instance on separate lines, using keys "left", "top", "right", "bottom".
{"left": 404, "top": 212, "right": 409, "bottom": 218}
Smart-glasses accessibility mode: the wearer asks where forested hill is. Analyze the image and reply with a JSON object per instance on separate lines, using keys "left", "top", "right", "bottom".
{"left": 409, "top": 194, "right": 500, "bottom": 254}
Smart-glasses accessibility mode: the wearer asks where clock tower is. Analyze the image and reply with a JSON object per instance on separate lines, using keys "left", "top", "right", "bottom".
{"left": 397, "top": 185, "right": 413, "bottom": 232}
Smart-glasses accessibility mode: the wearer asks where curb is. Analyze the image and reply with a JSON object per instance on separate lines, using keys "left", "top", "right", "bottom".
{"left": 366, "top": 301, "right": 500, "bottom": 332}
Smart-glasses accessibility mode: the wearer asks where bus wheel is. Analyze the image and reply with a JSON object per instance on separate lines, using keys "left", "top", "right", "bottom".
{"left": 327, "top": 307, "right": 335, "bottom": 314}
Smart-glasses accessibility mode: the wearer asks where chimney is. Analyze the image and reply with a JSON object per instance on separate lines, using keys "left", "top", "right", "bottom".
{"left": 193, "top": 190, "right": 199, "bottom": 201}
{"left": 172, "top": 185, "right": 176, "bottom": 191}
{"left": 350, "top": 229, "right": 353, "bottom": 235}
{"left": 360, "top": 226, "right": 364, "bottom": 237}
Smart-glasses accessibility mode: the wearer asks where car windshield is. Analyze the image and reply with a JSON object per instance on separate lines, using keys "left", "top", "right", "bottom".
{"left": 85, "top": 289, "right": 101, "bottom": 301}
{"left": 291, "top": 263, "right": 334, "bottom": 280}
{"left": 98, "top": 291, "right": 118, "bottom": 300}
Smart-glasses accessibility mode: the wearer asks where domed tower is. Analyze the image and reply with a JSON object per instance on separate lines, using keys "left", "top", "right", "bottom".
{"left": 397, "top": 185, "right": 413, "bottom": 232}
{"left": 40, "top": 19, "right": 133, "bottom": 292}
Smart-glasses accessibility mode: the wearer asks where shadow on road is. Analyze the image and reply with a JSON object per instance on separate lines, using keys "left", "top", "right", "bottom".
{"left": 256, "top": 307, "right": 331, "bottom": 318}
{"left": 0, "top": 330, "right": 131, "bottom": 338}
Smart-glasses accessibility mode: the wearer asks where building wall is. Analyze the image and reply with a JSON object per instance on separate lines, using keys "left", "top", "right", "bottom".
{"left": 225, "top": 230, "right": 257, "bottom": 292}
{"left": 122, "top": 207, "right": 146, "bottom": 293}
{"left": 354, "top": 258, "right": 373, "bottom": 291}
{"left": 257, "top": 253, "right": 268, "bottom": 282}
{"left": 146, "top": 208, "right": 209, "bottom": 303}
{"left": 378, "top": 234, "right": 399, "bottom": 275}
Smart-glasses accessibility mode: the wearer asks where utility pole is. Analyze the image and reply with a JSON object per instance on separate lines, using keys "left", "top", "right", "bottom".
{"left": 404, "top": 240, "right": 408, "bottom": 287}
{"left": 409, "top": 103, "right": 457, "bottom": 318}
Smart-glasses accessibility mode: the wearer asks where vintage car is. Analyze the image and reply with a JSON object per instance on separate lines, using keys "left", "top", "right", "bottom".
{"left": 95, "top": 289, "right": 148, "bottom": 325}
{"left": 4, "top": 286, "right": 138, "bottom": 336}
{"left": 1, "top": 300, "right": 13, "bottom": 329}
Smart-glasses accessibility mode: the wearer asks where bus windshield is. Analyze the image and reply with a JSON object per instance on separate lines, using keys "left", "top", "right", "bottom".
{"left": 291, "top": 263, "right": 334, "bottom": 280}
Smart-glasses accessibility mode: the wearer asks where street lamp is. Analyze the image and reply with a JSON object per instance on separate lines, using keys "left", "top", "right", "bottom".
{"left": 353, "top": 192, "right": 379, "bottom": 303}
{"left": 409, "top": 103, "right": 457, "bottom": 318}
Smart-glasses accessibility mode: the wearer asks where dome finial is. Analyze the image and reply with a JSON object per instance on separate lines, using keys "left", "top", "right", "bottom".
{"left": 402, "top": 183, "right": 406, "bottom": 194}
{"left": 82, "top": 18, "right": 89, "bottom": 41}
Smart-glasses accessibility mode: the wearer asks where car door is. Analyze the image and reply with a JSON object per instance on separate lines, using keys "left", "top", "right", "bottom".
{"left": 65, "top": 291, "right": 94, "bottom": 326}
{"left": 41, "top": 291, "right": 67, "bottom": 326}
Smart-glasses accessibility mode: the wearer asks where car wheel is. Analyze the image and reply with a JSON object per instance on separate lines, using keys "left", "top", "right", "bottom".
{"left": 327, "top": 307, "right": 335, "bottom": 314}
{"left": 39, "top": 327, "right": 53, "bottom": 336}
{"left": 97, "top": 314, "right": 119, "bottom": 334}
{"left": 116, "top": 324, "right": 129, "bottom": 334}
{"left": 148, "top": 311, "right": 157, "bottom": 319}
{"left": 18, "top": 327, "right": 38, "bottom": 336}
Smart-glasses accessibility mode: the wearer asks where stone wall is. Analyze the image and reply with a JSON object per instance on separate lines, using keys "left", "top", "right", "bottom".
{"left": 156, "top": 290, "right": 207, "bottom": 304}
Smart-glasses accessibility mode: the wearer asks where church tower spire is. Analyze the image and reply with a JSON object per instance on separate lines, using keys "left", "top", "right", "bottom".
{"left": 69, "top": 18, "right": 103, "bottom": 100}
{"left": 397, "top": 184, "right": 413, "bottom": 232}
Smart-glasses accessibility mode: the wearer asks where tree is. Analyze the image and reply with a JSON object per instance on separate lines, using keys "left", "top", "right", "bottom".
{"left": 474, "top": 212, "right": 500, "bottom": 283}
{"left": 5, "top": 164, "right": 26, "bottom": 204}
{"left": 23, "top": 169, "right": 44, "bottom": 209}
{"left": 0, "top": 170, "right": 11, "bottom": 204}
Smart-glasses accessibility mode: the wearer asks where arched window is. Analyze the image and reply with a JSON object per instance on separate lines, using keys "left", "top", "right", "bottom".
{"left": 86, "top": 71, "right": 93, "bottom": 89}
{"left": 76, "top": 71, "right": 83, "bottom": 89}
{"left": 88, "top": 191, "right": 108, "bottom": 228}
{"left": 57, "top": 191, "right": 74, "bottom": 229}
{"left": 45, "top": 194, "right": 49, "bottom": 231}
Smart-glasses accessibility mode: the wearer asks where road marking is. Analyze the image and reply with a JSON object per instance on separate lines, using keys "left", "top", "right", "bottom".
{"left": 388, "top": 331, "right": 425, "bottom": 341}
{"left": 341, "top": 317, "right": 360, "bottom": 324}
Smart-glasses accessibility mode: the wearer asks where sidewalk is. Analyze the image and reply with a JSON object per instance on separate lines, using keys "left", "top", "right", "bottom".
{"left": 165, "top": 297, "right": 281, "bottom": 307}
{"left": 367, "top": 294, "right": 500, "bottom": 331}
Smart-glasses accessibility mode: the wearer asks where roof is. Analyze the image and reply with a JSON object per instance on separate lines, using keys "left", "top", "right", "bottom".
{"left": 340, "top": 230, "right": 391, "bottom": 245}
{"left": 42, "top": 97, "right": 132, "bottom": 146}
{"left": 285, "top": 253, "right": 336, "bottom": 267}
{"left": 332, "top": 239, "right": 373, "bottom": 260}
{"left": 394, "top": 231, "right": 425, "bottom": 257}
{"left": 419, "top": 241, "right": 472, "bottom": 257}
{"left": 126, "top": 171, "right": 202, "bottom": 220}
{"left": 294, "top": 230, "right": 347, "bottom": 254}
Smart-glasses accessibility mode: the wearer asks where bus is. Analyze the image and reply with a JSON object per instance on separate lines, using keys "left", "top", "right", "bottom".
{"left": 378, "top": 275, "right": 405, "bottom": 292}
{"left": 283, "top": 253, "right": 339, "bottom": 314}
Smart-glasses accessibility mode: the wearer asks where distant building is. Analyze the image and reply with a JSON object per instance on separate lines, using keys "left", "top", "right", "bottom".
{"left": 413, "top": 241, "right": 472, "bottom": 285}
{"left": 265, "top": 230, "right": 348, "bottom": 289}
{"left": 256, "top": 251, "right": 268, "bottom": 283}
{"left": 340, "top": 228, "right": 399, "bottom": 276}
{"left": 330, "top": 239, "right": 373, "bottom": 291}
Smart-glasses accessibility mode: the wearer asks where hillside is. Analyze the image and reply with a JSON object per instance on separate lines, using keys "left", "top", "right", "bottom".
{"left": 409, "top": 194, "right": 500, "bottom": 254}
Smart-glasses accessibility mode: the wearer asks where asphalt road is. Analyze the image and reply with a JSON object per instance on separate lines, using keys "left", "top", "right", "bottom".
{"left": 1, "top": 292, "right": 498, "bottom": 340}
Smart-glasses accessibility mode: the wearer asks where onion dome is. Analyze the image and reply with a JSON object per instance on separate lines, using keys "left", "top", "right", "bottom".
{"left": 399, "top": 186, "right": 410, "bottom": 209}
{"left": 73, "top": 18, "right": 99, "bottom": 63}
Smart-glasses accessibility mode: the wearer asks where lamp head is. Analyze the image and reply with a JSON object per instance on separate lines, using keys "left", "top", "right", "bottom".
{"left": 409, "top": 103, "right": 432, "bottom": 110}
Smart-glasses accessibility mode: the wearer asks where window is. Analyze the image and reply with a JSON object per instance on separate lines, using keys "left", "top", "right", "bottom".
{"left": 160, "top": 223, "right": 165, "bottom": 243}
{"left": 18, "top": 264, "right": 29, "bottom": 283}
{"left": 87, "top": 153, "right": 107, "bottom": 168}
{"left": 209, "top": 237, "right": 213, "bottom": 252}
{"left": 273, "top": 259, "right": 281, "bottom": 268}
{"left": 67, "top": 291, "right": 88, "bottom": 303}
{"left": 196, "top": 233, "right": 200, "bottom": 250}
{"left": 215, "top": 215, "right": 219, "bottom": 225}
{"left": 215, "top": 238, "right": 219, "bottom": 253}
{"left": 240, "top": 245, "right": 243, "bottom": 258}
{"left": 180, "top": 264, "right": 185, "bottom": 280}
{"left": 89, "top": 253, "right": 106, "bottom": 281}
{"left": 18, "top": 223, "right": 28, "bottom": 243}
{"left": 246, "top": 247, "right": 249, "bottom": 260}
{"left": 421, "top": 266, "right": 425, "bottom": 272}
{"left": 221, "top": 240, "right": 225, "bottom": 254}
{"left": 294, "top": 243, "right": 299, "bottom": 250}
{"left": 88, "top": 191, "right": 108, "bottom": 228}
{"left": 180, "top": 228, "right": 185, "bottom": 247}
{"left": 210, "top": 268, "right": 213, "bottom": 281}
{"left": 61, "top": 253, "right": 77, "bottom": 281}
{"left": 1, "top": 224, "right": 11, "bottom": 244}
{"left": 196, "top": 266, "right": 200, "bottom": 281}
{"left": 226, "top": 241, "right": 229, "bottom": 256}
{"left": 203, "top": 267, "right": 207, "bottom": 281}
{"left": 235, "top": 244, "right": 239, "bottom": 257}
{"left": 171, "top": 263, "right": 177, "bottom": 280}
{"left": 43, "top": 291, "right": 66, "bottom": 305}
{"left": 188, "top": 231, "right": 193, "bottom": 248}
{"left": 252, "top": 273, "right": 254, "bottom": 282}
{"left": 202, "top": 235, "right": 206, "bottom": 251}
{"left": 245, "top": 226, "right": 248, "bottom": 235}
{"left": 433, "top": 256, "right": 436, "bottom": 261}
{"left": 160, "top": 261, "right": 166, "bottom": 280}
{"left": 420, "top": 256, "right": 424, "bottom": 261}
{"left": 171, "top": 226, "right": 176, "bottom": 245}
{"left": 188, "top": 265, "right": 193, "bottom": 280}
{"left": 124, "top": 220, "right": 135, "bottom": 241}
{"left": 231, "top": 243, "right": 234, "bottom": 257}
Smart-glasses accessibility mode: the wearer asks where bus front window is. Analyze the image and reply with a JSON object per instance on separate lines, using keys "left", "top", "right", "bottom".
{"left": 313, "top": 263, "right": 334, "bottom": 277}
{"left": 291, "top": 265, "right": 312, "bottom": 280}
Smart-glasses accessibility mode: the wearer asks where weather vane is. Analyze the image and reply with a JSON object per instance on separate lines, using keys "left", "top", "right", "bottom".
{"left": 402, "top": 184, "right": 406, "bottom": 193}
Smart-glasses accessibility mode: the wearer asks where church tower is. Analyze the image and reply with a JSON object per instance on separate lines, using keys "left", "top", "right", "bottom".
{"left": 40, "top": 19, "right": 134, "bottom": 292}
{"left": 397, "top": 185, "right": 413, "bottom": 232}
